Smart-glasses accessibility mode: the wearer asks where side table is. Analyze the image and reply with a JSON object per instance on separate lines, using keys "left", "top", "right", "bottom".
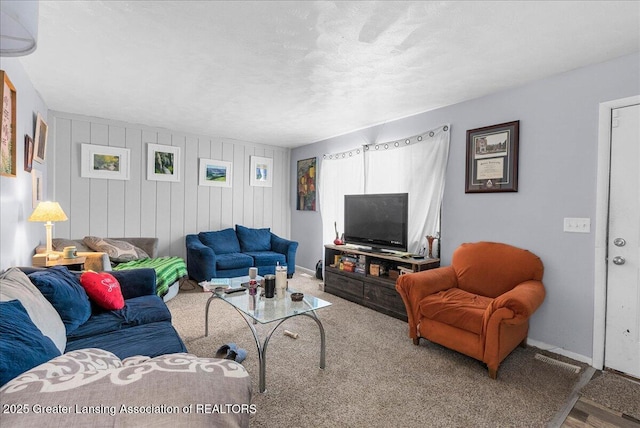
{"left": 32, "top": 254, "right": 86, "bottom": 270}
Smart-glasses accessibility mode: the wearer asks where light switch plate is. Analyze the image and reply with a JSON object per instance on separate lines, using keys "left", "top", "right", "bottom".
{"left": 564, "top": 217, "right": 591, "bottom": 233}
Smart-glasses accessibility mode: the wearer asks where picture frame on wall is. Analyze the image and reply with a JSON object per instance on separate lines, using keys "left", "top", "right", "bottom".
{"left": 1, "top": 70, "right": 17, "bottom": 177}
{"left": 297, "top": 157, "right": 316, "bottom": 211}
{"left": 199, "top": 158, "right": 232, "bottom": 187}
{"left": 250, "top": 155, "right": 273, "bottom": 187}
{"left": 33, "top": 113, "right": 48, "bottom": 164}
{"left": 81, "top": 144, "right": 130, "bottom": 180}
{"left": 147, "top": 143, "right": 180, "bottom": 182}
{"left": 24, "top": 134, "right": 34, "bottom": 172}
{"left": 465, "top": 121, "right": 519, "bottom": 193}
{"left": 31, "top": 169, "right": 43, "bottom": 208}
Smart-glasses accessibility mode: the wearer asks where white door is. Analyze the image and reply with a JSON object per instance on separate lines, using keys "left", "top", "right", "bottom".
{"left": 605, "top": 103, "right": 640, "bottom": 378}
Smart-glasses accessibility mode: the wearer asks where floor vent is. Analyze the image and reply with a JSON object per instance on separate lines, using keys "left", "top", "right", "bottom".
{"left": 534, "top": 353, "right": 581, "bottom": 373}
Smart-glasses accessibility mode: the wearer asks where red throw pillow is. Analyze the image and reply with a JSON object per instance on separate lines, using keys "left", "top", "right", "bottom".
{"left": 79, "top": 271, "right": 125, "bottom": 310}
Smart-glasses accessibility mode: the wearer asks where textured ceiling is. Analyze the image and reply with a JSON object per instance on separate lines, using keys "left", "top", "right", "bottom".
{"left": 16, "top": 1, "right": 640, "bottom": 148}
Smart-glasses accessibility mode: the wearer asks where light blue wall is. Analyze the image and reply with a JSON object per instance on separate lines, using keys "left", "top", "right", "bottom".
{"left": 0, "top": 58, "right": 49, "bottom": 270}
{"left": 290, "top": 53, "right": 640, "bottom": 360}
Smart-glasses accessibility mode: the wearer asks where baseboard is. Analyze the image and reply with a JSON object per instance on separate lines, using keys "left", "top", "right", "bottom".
{"left": 294, "top": 265, "right": 315, "bottom": 277}
{"left": 527, "top": 338, "right": 593, "bottom": 366}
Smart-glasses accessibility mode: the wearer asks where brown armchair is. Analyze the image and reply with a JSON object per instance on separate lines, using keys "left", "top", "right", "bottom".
{"left": 396, "top": 241, "right": 545, "bottom": 379}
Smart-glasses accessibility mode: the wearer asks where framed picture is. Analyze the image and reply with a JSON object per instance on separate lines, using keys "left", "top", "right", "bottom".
{"left": 465, "top": 121, "right": 519, "bottom": 193}
{"left": 147, "top": 143, "right": 180, "bottom": 182}
{"left": 297, "top": 157, "right": 316, "bottom": 210}
{"left": 24, "top": 134, "right": 34, "bottom": 172}
{"left": 1, "top": 70, "right": 17, "bottom": 177}
{"left": 31, "top": 169, "right": 43, "bottom": 208}
{"left": 199, "top": 158, "right": 232, "bottom": 187}
{"left": 33, "top": 112, "right": 48, "bottom": 164}
{"left": 250, "top": 156, "right": 273, "bottom": 187}
{"left": 81, "top": 144, "right": 131, "bottom": 180}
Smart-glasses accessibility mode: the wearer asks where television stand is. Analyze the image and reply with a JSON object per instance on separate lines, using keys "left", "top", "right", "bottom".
{"left": 323, "top": 244, "right": 440, "bottom": 321}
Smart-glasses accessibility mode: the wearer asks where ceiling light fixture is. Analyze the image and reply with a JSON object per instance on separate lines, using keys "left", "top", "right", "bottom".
{"left": 0, "top": 0, "right": 39, "bottom": 57}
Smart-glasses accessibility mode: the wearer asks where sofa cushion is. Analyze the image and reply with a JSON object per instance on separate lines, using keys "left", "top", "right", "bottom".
{"left": 216, "top": 253, "right": 254, "bottom": 270}
{"left": 80, "top": 271, "right": 125, "bottom": 310}
{"left": 52, "top": 238, "right": 91, "bottom": 252}
{"left": 83, "top": 236, "right": 149, "bottom": 262}
{"left": 65, "top": 321, "right": 187, "bottom": 359}
{"left": 198, "top": 228, "right": 241, "bottom": 254}
{"left": 0, "top": 300, "right": 61, "bottom": 386}
{"left": 246, "top": 251, "right": 286, "bottom": 267}
{"left": 236, "top": 225, "right": 271, "bottom": 252}
{"left": 0, "top": 267, "right": 66, "bottom": 353}
{"left": 67, "top": 295, "right": 172, "bottom": 340}
{"left": 419, "top": 288, "right": 493, "bottom": 335}
{"left": 28, "top": 266, "right": 92, "bottom": 335}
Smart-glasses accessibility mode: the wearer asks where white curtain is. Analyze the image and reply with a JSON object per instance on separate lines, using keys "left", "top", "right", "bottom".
{"left": 319, "top": 124, "right": 450, "bottom": 255}
{"left": 364, "top": 125, "right": 450, "bottom": 254}
{"left": 319, "top": 149, "right": 364, "bottom": 247}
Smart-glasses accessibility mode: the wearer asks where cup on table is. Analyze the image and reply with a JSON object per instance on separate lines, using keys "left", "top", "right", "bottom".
{"left": 264, "top": 274, "right": 276, "bottom": 298}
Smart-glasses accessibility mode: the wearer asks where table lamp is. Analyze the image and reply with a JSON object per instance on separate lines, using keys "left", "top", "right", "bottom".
{"left": 28, "top": 201, "right": 68, "bottom": 254}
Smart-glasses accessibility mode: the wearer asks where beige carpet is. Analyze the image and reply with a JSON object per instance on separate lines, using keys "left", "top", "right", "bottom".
{"left": 580, "top": 370, "right": 640, "bottom": 421}
{"left": 168, "top": 274, "right": 588, "bottom": 427}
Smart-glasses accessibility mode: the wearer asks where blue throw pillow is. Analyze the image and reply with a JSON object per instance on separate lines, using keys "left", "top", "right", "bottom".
{"left": 0, "top": 300, "right": 61, "bottom": 386}
{"left": 198, "top": 228, "right": 241, "bottom": 254}
{"left": 28, "top": 266, "right": 92, "bottom": 334}
{"left": 236, "top": 225, "right": 272, "bottom": 252}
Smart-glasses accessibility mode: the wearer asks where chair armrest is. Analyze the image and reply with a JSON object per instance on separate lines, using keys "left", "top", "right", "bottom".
{"left": 395, "top": 266, "right": 458, "bottom": 339}
{"left": 110, "top": 268, "right": 157, "bottom": 299}
{"left": 185, "top": 235, "right": 217, "bottom": 282}
{"left": 485, "top": 280, "right": 546, "bottom": 325}
{"left": 270, "top": 234, "right": 299, "bottom": 276}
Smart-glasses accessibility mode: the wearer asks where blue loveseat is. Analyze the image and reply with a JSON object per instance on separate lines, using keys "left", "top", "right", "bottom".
{"left": 186, "top": 225, "right": 298, "bottom": 282}
{"left": 0, "top": 266, "right": 187, "bottom": 387}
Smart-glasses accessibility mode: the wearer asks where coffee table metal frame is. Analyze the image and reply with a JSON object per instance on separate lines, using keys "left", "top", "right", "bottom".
{"left": 204, "top": 279, "right": 329, "bottom": 393}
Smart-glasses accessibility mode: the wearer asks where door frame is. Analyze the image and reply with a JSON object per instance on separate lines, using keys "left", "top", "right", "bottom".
{"left": 593, "top": 95, "right": 639, "bottom": 370}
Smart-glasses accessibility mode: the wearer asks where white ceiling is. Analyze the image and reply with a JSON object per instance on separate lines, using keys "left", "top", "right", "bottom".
{"left": 16, "top": 1, "right": 640, "bottom": 148}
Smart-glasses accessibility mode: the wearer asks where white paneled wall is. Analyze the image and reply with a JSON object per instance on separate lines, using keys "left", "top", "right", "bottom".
{"left": 50, "top": 112, "right": 291, "bottom": 259}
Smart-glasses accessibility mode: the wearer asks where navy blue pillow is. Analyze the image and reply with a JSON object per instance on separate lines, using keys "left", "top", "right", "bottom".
{"left": 28, "top": 266, "right": 92, "bottom": 334}
{"left": 0, "top": 300, "right": 61, "bottom": 386}
{"left": 236, "top": 225, "right": 272, "bottom": 252}
{"left": 198, "top": 228, "right": 241, "bottom": 254}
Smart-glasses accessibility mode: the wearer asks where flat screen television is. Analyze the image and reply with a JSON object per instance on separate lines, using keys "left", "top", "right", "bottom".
{"left": 343, "top": 193, "right": 409, "bottom": 252}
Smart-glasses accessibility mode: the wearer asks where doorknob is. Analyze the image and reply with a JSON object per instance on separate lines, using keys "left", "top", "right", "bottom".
{"left": 612, "top": 256, "right": 626, "bottom": 265}
{"left": 613, "top": 238, "right": 626, "bottom": 247}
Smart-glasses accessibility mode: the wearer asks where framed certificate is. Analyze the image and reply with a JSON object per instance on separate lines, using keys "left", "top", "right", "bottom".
{"left": 465, "top": 121, "right": 519, "bottom": 193}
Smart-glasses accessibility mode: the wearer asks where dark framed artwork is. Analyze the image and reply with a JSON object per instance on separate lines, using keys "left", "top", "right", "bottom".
{"left": 24, "top": 134, "right": 34, "bottom": 172}
{"left": 297, "top": 157, "right": 316, "bottom": 211}
{"left": 465, "top": 121, "right": 519, "bottom": 193}
{"left": 33, "top": 112, "right": 48, "bottom": 164}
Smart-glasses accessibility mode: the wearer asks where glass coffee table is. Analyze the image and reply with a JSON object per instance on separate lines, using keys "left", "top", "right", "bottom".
{"left": 204, "top": 277, "right": 331, "bottom": 393}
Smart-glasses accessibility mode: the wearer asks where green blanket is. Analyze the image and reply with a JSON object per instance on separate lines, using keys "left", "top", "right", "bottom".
{"left": 114, "top": 257, "right": 187, "bottom": 297}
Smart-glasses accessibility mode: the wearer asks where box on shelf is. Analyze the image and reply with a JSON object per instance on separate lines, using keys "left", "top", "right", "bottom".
{"left": 369, "top": 264, "right": 380, "bottom": 276}
{"left": 388, "top": 269, "right": 400, "bottom": 279}
{"left": 398, "top": 266, "right": 413, "bottom": 276}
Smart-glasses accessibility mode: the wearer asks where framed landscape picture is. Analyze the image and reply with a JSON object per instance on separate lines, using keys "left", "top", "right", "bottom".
{"left": 465, "top": 121, "right": 519, "bottom": 193}
{"left": 81, "top": 144, "right": 130, "bottom": 180}
{"left": 250, "top": 155, "right": 272, "bottom": 187}
{"left": 199, "top": 158, "right": 232, "bottom": 187}
{"left": 31, "top": 169, "right": 43, "bottom": 208}
{"left": 147, "top": 143, "right": 180, "bottom": 182}
{"left": 33, "top": 112, "right": 48, "bottom": 164}
{"left": 1, "top": 70, "right": 17, "bottom": 177}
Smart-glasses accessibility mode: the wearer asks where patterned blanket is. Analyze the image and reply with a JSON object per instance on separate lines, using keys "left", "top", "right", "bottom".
{"left": 114, "top": 257, "right": 187, "bottom": 297}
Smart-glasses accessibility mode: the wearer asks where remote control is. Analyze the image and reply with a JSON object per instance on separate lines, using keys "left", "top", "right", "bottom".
{"left": 224, "top": 287, "right": 246, "bottom": 294}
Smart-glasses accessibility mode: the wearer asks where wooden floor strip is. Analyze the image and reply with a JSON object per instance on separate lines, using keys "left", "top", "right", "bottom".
{"left": 562, "top": 397, "right": 640, "bottom": 428}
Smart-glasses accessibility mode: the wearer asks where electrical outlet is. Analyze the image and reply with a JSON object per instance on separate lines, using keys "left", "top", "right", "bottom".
{"left": 563, "top": 217, "right": 591, "bottom": 233}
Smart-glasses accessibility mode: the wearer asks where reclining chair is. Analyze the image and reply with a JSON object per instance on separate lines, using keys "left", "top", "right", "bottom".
{"left": 396, "top": 241, "right": 545, "bottom": 379}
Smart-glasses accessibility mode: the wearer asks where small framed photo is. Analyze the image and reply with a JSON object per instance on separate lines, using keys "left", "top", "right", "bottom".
{"left": 465, "top": 121, "right": 519, "bottom": 193}
{"left": 31, "top": 169, "right": 44, "bottom": 208}
{"left": 199, "top": 158, "right": 232, "bottom": 187}
{"left": 81, "top": 144, "right": 130, "bottom": 180}
{"left": 147, "top": 143, "right": 180, "bottom": 182}
{"left": 24, "top": 134, "right": 34, "bottom": 172}
{"left": 250, "top": 156, "right": 273, "bottom": 187}
{"left": 33, "top": 112, "right": 48, "bottom": 164}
